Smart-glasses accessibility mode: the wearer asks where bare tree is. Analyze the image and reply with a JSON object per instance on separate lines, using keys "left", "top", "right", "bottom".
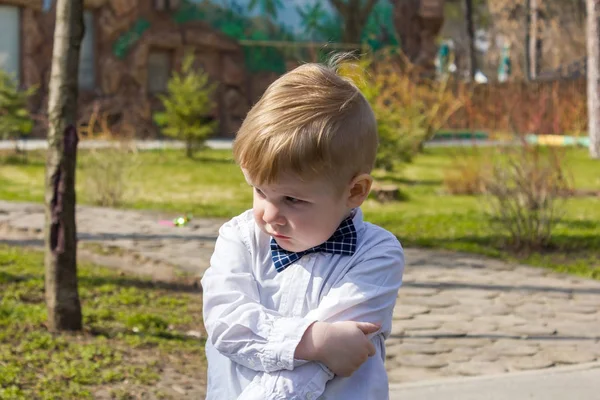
{"left": 329, "top": 0, "right": 379, "bottom": 44}
{"left": 45, "top": 0, "right": 84, "bottom": 331}
{"left": 464, "top": 0, "right": 477, "bottom": 80}
{"left": 587, "top": 0, "right": 600, "bottom": 158}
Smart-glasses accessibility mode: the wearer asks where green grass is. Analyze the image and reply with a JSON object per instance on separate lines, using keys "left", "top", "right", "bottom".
{"left": 0, "top": 245, "right": 205, "bottom": 399}
{"left": 1, "top": 146, "right": 599, "bottom": 279}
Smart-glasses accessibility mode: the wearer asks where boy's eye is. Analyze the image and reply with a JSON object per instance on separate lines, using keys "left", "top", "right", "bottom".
{"left": 285, "top": 196, "right": 302, "bottom": 204}
{"left": 254, "top": 187, "right": 265, "bottom": 197}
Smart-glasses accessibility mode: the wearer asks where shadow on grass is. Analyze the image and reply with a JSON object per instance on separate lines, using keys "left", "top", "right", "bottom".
{"left": 0, "top": 154, "right": 45, "bottom": 167}
{"left": 190, "top": 155, "right": 234, "bottom": 164}
{"left": 88, "top": 325, "right": 205, "bottom": 343}
{"left": 80, "top": 275, "right": 202, "bottom": 294}
{"left": 77, "top": 232, "right": 219, "bottom": 241}
{"left": 557, "top": 218, "right": 600, "bottom": 230}
{"left": 0, "top": 271, "right": 36, "bottom": 284}
{"left": 376, "top": 174, "right": 442, "bottom": 187}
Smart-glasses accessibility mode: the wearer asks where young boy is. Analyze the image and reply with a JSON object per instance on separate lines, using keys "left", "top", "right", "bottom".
{"left": 201, "top": 62, "right": 405, "bottom": 400}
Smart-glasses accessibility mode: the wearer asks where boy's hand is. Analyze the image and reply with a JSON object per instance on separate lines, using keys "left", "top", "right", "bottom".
{"left": 296, "top": 321, "right": 380, "bottom": 377}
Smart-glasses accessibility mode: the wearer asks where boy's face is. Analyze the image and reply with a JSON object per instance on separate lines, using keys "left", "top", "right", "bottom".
{"left": 243, "top": 170, "right": 352, "bottom": 253}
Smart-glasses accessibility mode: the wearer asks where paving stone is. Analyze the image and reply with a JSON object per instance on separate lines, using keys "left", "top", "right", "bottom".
{"left": 397, "top": 354, "right": 448, "bottom": 369}
{"left": 437, "top": 351, "right": 472, "bottom": 363}
{"left": 396, "top": 319, "right": 443, "bottom": 331}
{"left": 409, "top": 328, "right": 467, "bottom": 337}
{"left": 550, "top": 322, "right": 600, "bottom": 337}
{"left": 504, "top": 324, "right": 558, "bottom": 337}
{"left": 554, "top": 304, "right": 598, "bottom": 314}
{"left": 415, "top": 313, "right": 473, "bottom": 323}
{"left": 446, "top": 289, "right": 500, "bottom": 299}
{"left": 470, "top": 351, "right": 500, "bottom": 362}
{"left": 475, "top": 315, "right": 528, "bottom": 326}
{"left": 544, "top": 349, "right": 598, "bottom": 364}
{"left": 392, "top": 305, "right": 430, "bottom": 320}
{"left": 494, "top": 293, "right": 527, "bottom": 307}
{"left": 396, "top": 343, "right": 452, "bottom": 355}
{"left": 436, "top": 338, "right": 493, "bottom": 348}
{"left": 481, "top": 305, "right": 513, "bottom": 316}
{"left": 497, "top": 345, "right": 540, "bottom": 357}
{"left": 399, "top": 337, "right": 436, "bottom": 344}
{"left": 390, "top": 323, "right": 407, "bottom": 336}
{"left": 441, "top": 321, "right": 490, "bottom": 333}
{"left": 401, "top": 287, "right": 440, "bottom": 297}
{"left": 434, "top": 305, "right": 486, "bottom": 317}
{"left": 554, "top": 312, "right": 599, "bottom": 322}
{"left": 448, "top": 347, "right": 480, "bottom": 357}
{"left": 452, "top": 361, "right": 508, "bottom": 376}
{"left": 401, "top": 295, "right": 459, "bottom": 308}
{"left": 505, "top": 355, "right": 554, "bottom": 370}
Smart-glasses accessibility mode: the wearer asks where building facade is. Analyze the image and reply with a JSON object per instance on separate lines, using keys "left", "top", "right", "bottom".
{"left": 0, "top": 0, "right": 251, "bottom": 137}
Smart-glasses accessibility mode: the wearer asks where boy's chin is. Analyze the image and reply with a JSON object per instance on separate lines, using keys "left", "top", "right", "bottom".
{"left": 274, "top": 238, "right": 308, "bottom": 253}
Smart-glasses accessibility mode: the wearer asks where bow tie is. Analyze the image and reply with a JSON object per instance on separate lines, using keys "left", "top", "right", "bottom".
{"left": 270, "top": 215, "right": 357, "bottom": 273}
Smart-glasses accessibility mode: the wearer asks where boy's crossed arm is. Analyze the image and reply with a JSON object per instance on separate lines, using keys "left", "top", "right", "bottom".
{"left": 202, "top": 220, "right": 404, "bottom": 399}
{"left": 295, "top": 320, "right": 380, "bottom": 377}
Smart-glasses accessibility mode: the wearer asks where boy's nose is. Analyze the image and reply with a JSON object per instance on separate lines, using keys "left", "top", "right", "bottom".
{"left": 262, "top": 203, "right": 284, "bottom": 225}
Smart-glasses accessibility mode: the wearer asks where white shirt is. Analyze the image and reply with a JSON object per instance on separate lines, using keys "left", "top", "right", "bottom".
{"left": 202, "top": 208, "right": 405, "bottom": 400}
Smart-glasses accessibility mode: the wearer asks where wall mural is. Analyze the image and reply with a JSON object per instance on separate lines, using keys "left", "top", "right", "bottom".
{"left": 170, "top": 0, "right": 399, "bottom": 73}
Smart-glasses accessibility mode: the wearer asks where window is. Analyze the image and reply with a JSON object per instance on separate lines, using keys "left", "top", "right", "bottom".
{"left": 147, "top": 50, "right": 172, "bottom": 93}
{"left": 79, "top": 11, "right": 95, "bottom": 90}
{"left": 0, "top": 5, "right": 20, "bottom": 83}
{"left": 154, "top": 0, "right": 180, "bottom": 11}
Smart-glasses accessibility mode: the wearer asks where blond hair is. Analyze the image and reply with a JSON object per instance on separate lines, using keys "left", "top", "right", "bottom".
{"left": 233, "top": 62, "right": 377, "bottom": 188}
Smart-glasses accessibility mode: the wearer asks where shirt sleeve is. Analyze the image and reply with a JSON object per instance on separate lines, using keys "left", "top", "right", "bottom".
{"left": 201, "top": 218, "right": 317, "bottom": 372}
{"left": 237, "top": 243, "right": 405, "bottom": 400}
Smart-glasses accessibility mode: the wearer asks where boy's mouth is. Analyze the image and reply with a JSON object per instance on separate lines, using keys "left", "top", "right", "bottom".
{"left": 272, "top": 233, "right": 290, "bottom": 240}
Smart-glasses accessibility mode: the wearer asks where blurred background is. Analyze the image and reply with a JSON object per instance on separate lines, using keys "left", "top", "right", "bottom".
{"left": 0, "top": 0, "right": 592, "bottom": 140}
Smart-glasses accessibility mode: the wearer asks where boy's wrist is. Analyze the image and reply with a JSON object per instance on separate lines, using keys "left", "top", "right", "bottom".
{"left": 294, "top": 321, "right": 329, "bottom": 362}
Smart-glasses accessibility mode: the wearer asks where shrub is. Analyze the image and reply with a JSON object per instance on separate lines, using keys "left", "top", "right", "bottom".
{"left": 0, "top": 69, "right": 36, "bottom": 149}
{"left": 153, "top": 52, "right": 217, "bottom": 158}
{"left": 340, "top": 51, "right": 463, "bottom": 172}
{"left": 81, "top": 110, "right": 139, "bottom": 207}
{"left": 483, "top": 143, "right": 572, "bottom": 252}
{"left": 443, "top": 153, "right": 488, "bottom": 195}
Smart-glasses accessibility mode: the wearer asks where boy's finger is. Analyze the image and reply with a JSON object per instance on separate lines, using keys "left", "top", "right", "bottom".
{"left": 355, "top": 322, "right": 381, "bottom": 335}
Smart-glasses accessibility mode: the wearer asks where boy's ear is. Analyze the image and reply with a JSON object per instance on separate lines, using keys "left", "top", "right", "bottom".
{"left": 346, "top": 173, "right": 373, "bottom": 208}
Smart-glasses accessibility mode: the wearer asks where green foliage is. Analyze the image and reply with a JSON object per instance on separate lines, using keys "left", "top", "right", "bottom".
{"left": 248, "top": 0, "right": 283, "bottom": 19}
{"left": 0, "top": 69, "right": 36, "bottom": 142}
{"left": 296, "top": 2, "right": 328, "bottom": 40}
{"left": 153, "top": 53, "right": 217, "bottom": 158}
{"left": 113, "top": 18, "right": 150, "bottom": 59}
{"left": 340, "top": 56, "right": 429, "bottom": 171}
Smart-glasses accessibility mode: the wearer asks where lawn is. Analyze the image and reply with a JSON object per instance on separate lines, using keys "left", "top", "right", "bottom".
{"left": 0, "top": 245, "right": 206, "bottom": 399}
{"left": 1, "top": 146, "right": 599, "bottom": 279}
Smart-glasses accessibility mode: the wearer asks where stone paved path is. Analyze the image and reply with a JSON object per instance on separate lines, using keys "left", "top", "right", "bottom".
{"left": 1, "top": 200, "right": 600, "bottom": 385}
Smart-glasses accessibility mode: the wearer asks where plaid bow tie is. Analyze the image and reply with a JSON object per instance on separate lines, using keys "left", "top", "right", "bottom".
{"left": 270, "top": 215, "right": 357, "bottom": 273}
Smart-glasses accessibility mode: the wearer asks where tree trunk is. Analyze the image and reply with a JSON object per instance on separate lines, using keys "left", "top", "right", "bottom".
{"left": 464, "top": 0, "right": 476, "bottom": 81}
{"left": 587, "top": 0, "right": 600, "bottom": 159}
{"left": 45, "top": 0, "right": 84, "bottom": 332}
{"left": 330, "top": 0, "right": 379, "bottom": 44}
{"left": 529, "top": 0, "right": 540, "bottom": 80}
